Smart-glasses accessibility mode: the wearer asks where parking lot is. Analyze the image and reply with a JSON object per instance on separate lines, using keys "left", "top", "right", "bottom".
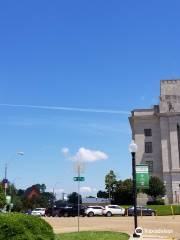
{"left": 45, "top": 215, "right": 180, "bottom": 239}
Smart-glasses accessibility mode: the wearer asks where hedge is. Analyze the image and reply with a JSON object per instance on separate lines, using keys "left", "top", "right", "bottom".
{"left": 0, "top": 213, "right": 55, "bottom": 240}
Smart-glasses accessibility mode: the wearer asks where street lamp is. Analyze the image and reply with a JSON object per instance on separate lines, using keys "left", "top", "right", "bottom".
{"left": 129, "top": 140, "right": 139, "bottom": 238}
{"left": 4, "top": 152, "right": 24, "bottom": 196}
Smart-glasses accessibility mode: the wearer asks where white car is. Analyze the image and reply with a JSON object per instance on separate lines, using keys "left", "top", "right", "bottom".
{"left": 103, "top": 205, "right": 125, "bottom": 217}
{"left": 31, "top": 208, "right": 46, "bottom": 216}
{"left": 85, "top": 206, "right": 104, "bottom": 217}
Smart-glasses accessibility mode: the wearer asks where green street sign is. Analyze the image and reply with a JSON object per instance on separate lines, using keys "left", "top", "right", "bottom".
{"left": 136, "top": 164, "right": 149, "bottom": 189}
{"left": 73, "top": 177, "right": 85, "bottom": 182}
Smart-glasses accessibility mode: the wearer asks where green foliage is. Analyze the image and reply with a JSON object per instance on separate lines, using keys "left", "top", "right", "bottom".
{"left": 0, "top": 185, "right": 6, "bottom": 208}
{"left": 97, "top": 191, "right": 109, "bottom": 198}
{"left": 57, "top": 231, "right": 129, "bottom": 240}
{"left": 0, "top": 213, "right": 55, "bottom": 240}
{"left": 68, "top": 192, "right": 82, "bottom": 204}
{"left": 12, "top": 195, "right": 24, "bottom": 212}
{"left": 105, "top": 170, "right": 117, "bottom": 199}
{"left": 22, "top": 193, "right": 54, "bottom": 210}
{"left": 147, "top": 198, "right": 165, "bottom": 205}
{"left": 113, "top": 179, "right": 133, "bottom": 205}
{"left": 144, "top": 176, "right": 166, "bottom": 199}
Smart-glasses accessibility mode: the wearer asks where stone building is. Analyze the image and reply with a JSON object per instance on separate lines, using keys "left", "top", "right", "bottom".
{"left": 129, "top": 80, "right": 180, "bottom": 204}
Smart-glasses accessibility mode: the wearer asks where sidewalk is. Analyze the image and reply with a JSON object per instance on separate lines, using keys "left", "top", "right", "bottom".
{"left": 129, "top": 235, "right": 177, "bottom": 240}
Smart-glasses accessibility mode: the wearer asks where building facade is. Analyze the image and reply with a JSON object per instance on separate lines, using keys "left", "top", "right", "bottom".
{"left": 129, "top": 80, "right": 180, "bottom": 204}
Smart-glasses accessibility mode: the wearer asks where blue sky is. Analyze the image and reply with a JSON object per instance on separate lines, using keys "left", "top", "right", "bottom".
{"left": 0, "top": 0, "right": 180, "bottom": 198}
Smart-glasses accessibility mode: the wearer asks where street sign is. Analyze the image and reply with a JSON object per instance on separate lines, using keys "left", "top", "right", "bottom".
{"left": 73, "top": 177, "right": 85, "bottom": 181}
{"left": 2, "top": 178, "right": 9, "bottom": 189}
{"left": 136, "top": 164, "right": 149, "bottom": 189}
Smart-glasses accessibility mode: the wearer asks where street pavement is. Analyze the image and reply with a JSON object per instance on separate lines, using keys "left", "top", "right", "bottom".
{"left": 45, "top": 215, "right": 180, "bottom": 239}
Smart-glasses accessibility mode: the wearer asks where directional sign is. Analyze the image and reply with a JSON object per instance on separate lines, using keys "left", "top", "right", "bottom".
{"left": 136, "top": 164, "right": 149, "bottom": 189}
{"left": 73, "top": 177, "right": 85, "bottom": 182}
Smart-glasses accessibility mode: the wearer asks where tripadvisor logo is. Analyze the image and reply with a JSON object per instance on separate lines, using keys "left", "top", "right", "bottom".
{"left": 135, "top": 227, "right": 143, "bottom": 236}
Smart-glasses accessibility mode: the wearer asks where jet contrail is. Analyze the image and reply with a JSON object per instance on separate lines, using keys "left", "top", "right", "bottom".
{"left": 0, "top": 103, "right": 130, "bottom": 115}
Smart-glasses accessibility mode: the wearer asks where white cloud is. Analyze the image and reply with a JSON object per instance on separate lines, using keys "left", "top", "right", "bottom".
{"left": 92, "top": 188, "right": 97, "bottom": 192}
{"left": 72, "top": 147, "right": 108, "bottom": 162}
{"left": 55, "top": 188, "right": 65, "bottom": 194}
{"left": 0, "top": 104, "right": 129, "bottom": 115}
{"left": 80, "top": 187, "right": 92, "bottom": 193}
{"left": 61, "top": 147, "right": 69, "bottom": 156}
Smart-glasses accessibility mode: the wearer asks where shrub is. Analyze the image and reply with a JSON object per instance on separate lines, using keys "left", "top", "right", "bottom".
{"left": 0, "top": 213, "right": 55, "bottom": 240}
{"left": 147, "top": 198, "right": 165, "bottom": 205}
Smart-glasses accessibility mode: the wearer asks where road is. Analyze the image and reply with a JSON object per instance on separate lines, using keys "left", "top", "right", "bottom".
{"left": 45, "top": 215, "right": 180, "bottom": 239}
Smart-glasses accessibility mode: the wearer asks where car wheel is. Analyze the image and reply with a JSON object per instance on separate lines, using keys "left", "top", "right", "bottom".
{"left": 106, "top": 211, "right": 112, "bottom": 217}
{"left": 64, "top": 212, "right": 69, "bottom": 217}
{"left": 88, "top": 212, "right": 94, "bottom": 217}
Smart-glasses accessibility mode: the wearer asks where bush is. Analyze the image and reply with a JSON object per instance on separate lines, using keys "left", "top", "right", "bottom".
{"left": 0, "top": 213, "right": 55, "bottom": 240}
{"left": 147, "top": 199, "right": 165, "bottom": 205}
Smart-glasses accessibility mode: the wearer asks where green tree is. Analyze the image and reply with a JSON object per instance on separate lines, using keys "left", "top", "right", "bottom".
{"left": 0, "top": 185, "right": 6, "bottom": 208}
{"left": 12, "top": 195, "right": 24, "bottom": 212}
{"left": 105, "top": 170, "right": 117, "bottom": 199}
{"left": 113, "top": 179, "right": 133, "bottom": 205}
{"left": 68, "top": 192, "right": 82, "bottom": 204}
{"left": 144, "top": 176, "right": 166, "bottom": 200}
{"left": 97, "top": 190, "right": 109, "bottom": 198}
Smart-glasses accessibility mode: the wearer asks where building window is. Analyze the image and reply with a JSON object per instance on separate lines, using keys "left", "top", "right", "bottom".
{"left": 145, "top": 142, "right": 153, "bottom": 153}
{"left": 145, "top": 160, "right": 153, "bottom": 172}
{"left": 144, "top": 129, "right": 152, "bottom": 137}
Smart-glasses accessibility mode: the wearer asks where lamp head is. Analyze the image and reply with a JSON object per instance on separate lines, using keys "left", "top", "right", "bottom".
{"left": 129, "top": 140, "right": 138, "bottom": 153}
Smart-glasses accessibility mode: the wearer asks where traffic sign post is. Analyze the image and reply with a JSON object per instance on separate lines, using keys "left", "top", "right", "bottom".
{"left": 73, "top": 161, "right": 85, "bottom": 233}
{"left": 136, "top": 164, "right": 149, "bottom": 189}
{"left": 73, "top": 177, "right": 85, "bottom": 182}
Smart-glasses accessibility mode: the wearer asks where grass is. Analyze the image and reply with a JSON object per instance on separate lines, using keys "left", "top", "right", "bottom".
{"left": 122, "top": 205, "right": 180, "bottom": 216}
{"left": 56, "top": 231, "right": 129, "bottom": 240}
{"left": 148, "top": 205, "right": 180, "bottom": 216}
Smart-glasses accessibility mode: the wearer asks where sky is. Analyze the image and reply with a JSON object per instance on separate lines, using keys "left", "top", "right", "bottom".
{"left": 0, "top": 0, "right": 180, "bottom": 198}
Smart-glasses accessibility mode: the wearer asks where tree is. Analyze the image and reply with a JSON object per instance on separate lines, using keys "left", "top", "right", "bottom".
{"left": 0, "top": 185, "right": 6, "bottom": 208}
{"left": 144, "top": 176, "right": 166, "bottom": 200}
{"left": 97, "top": 190, "right": 109, "bottom": 198}
{"left": 34, "top": 184, "right": 46, "bottom": 193}
{"left": 68, "top": 192, "right": 82, "bottom": 204}
{"left": 113, "top": 179, "right": 133, "bottom": 205}
{"left": 105, "top": 170, "right": 117, "bottom": 199}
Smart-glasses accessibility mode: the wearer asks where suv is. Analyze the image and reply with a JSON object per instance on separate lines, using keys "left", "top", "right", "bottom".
{"left": 31, "top": 208, "right": 46, "bottom": 216}
{"left": 103, "top": 205, "right": 125, "bottom": 217}
{"left": 45, "top": 205, "right": 85, "bottom": 217}
{"left": 45, "top": 207, "right": 64, "bottom": 217}
{"left": 61, "top": 205, "right": 85, "bottom": 217}
{"left": 85, "top": 206, "right": 104, "bottom": 217}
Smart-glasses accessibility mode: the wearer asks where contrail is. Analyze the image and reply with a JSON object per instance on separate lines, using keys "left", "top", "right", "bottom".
{"left": 0, "top": 103, "right": 130, "bottom": 115}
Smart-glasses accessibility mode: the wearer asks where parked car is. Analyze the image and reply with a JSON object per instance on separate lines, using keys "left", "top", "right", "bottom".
{"left": 61, "top": 205, "right": 85, "bottom": 217}
{"left": 31, "top": 208, "right": 46, "bottom": 216}
{"left": 45, "top": 207, "right": 64, "bottom": 217}
{"left": 85, "top": 206, "right": 104, "bottom": 217}
{"left": 126, "top": 206, "right": 156, "bottom": 216}
{"left": 45, "top": 205, "right": 85, "bottom": 217}
{"left": 103, "top": 205, "right": 125, "bottom": 217}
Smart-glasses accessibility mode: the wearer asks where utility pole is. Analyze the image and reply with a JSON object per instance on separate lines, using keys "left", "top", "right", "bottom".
{"left": 4, "top": 163, "right": 8, "bottom": 197}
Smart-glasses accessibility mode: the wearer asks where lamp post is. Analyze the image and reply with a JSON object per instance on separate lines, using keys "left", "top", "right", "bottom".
{"left": 129, "top": 140, "right": 139, "bottom": 238}
{"left": 4, "top": 152, "right": 24, "bottom": 197}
